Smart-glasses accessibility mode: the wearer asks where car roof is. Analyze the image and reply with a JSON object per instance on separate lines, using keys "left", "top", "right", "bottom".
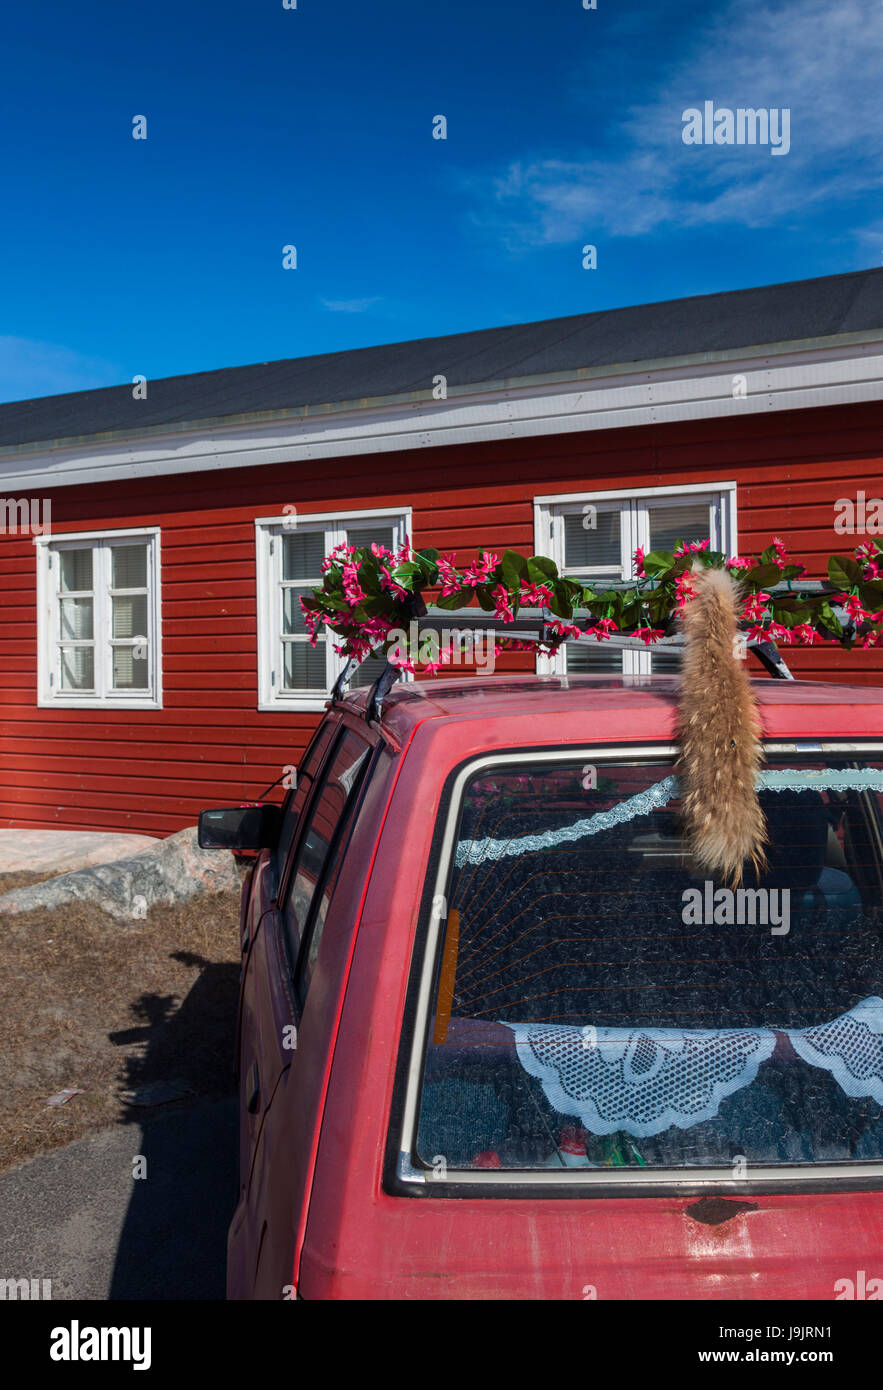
{"left": 339, "top": 673, "right": 883, "bottom": 744}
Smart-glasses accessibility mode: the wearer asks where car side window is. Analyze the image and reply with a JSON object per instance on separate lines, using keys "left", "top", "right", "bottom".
{"left": 274, "top": 724, "right": 336, "bottom": 877}
{"left": 281, "top": 728, "right": 372, "bottom": 978}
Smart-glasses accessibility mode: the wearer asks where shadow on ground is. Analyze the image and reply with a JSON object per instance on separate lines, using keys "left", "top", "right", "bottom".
{"left": 109, "top": 958, "right": 240, "bottom": 1299}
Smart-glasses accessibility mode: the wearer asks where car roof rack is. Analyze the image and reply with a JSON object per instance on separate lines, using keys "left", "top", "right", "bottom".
{"left": 330, "top": 580, "right": 850, "bottom": 721}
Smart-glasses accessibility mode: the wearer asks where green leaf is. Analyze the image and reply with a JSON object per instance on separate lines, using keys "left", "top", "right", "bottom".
{"left": 527, "top": 555, "right": 559, "bottom": 581}
{"left": 359, "top": 596, "right": 395, "bottom": 618}
{"left": 500, "top": 550, "right": 528, "bottom": 588}
{"left": 619, "top": 601, "right": 641, "bottom": 630}
{"left": 356, "top": 564, "right": 382, "bottom": 596}
{"left": 390, "top": 561, "right": 423, "bottom": 589}
{"left": 435, "top": 588, "right": 473, "bottom": 610}
{"left": 641, "top": 550, "right": 675, "bottom": 577}
{"left": 828, "top": 555, "right": 862, "bottom": 590}
{"left": 474, "top": 584, "right": 496, "bottom": 613}
{"left": 745, "top": 563, "right": 782, "bottom": 588}
{"left": 819, "top": 601, "right": 844, "bottom": 638}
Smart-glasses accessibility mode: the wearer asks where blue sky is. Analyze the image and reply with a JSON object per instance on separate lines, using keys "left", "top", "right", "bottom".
{"left": 1, "top": 0, "right": 880, "bottom": 402}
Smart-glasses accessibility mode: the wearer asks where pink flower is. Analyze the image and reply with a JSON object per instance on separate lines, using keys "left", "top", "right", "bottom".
{"left": 519, "top": 581, "right": 555, "bottom": 607}
{"left": 461, "top": 551, "right": 500, "bottom": 587}
{"left": 726, "top": 555, "right": 754, "bottom": 571}
{"left": 341, "top": 561, "right": 366, "bottom": 606}
{"left": 378, "top": 567, "right": 410, "bottom": 600}
{"left": 856, "top": 543, "right": 882, "bottom": 579}
{"left": 491, "top": 584, "right": 515, "bottom": 622}
{"left": 388, "top": 651, "right": 416, "bottom": 674}
{"left": 547, "top": 620, "right": 582, "bottom": 640}
{"left": 771, "top": 536, "right": 788, "bottom": 569}
{"left": 585, "top": 618, "right": 618, "bottom": 641}
{"left": 422, "top": 648, "right": 453, "bottom": 676}
{"left": 633, "top": 547, "right": 646, "bottom": 577}
{"left": 741, "top": 591, "right": 771, "bottom": 623}
{"left": 634, "top": 626, "right": 666, "bottom": 645}
{"left": 674, "top": 572, "right": 698, "bottom": 613}
{"left": 437, "top": 552, "right": 462, "bottom": 597}
{"left": 840, "top": 593, "right": 882, "bottom": 625}
{"left": 790, "top": 623, "right": 818, "bottom": 645}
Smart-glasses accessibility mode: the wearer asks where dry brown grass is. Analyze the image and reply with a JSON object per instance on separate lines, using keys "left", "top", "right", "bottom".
{"left": 0, "top": 878, "right": 241, "bottom": 1174}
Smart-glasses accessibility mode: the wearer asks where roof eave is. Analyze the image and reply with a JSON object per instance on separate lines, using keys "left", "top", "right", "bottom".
{"left": 3, "top": 326, "right": 882, "bottom": 459}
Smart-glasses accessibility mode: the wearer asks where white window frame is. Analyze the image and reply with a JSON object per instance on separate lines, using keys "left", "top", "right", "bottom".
{"left": 255, "top": 507, "right": 412, "bottom": 711}
{"left": 534, "top": 482, "right": 738, "bottom": 677}
{"left": 35, "top": 526, "right": 162, "bottom": 709}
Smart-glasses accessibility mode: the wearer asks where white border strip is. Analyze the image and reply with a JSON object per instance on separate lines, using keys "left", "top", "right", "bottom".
{"left": 3, "top": 342, "right": 883, "bottom": 491}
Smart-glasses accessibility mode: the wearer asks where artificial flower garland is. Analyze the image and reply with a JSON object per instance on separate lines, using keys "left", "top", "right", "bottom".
{"left": 298, "top": 535, "right": 883, "bottom": 675}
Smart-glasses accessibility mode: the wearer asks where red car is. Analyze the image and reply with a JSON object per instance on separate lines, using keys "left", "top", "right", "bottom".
{"left": 201, "top": 672, "right": 883, "bottom": 1300}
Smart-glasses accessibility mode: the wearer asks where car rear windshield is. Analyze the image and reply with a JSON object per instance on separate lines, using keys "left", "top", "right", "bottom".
{"left": 415, "top": 754, "right": 883, "bottom": 1175}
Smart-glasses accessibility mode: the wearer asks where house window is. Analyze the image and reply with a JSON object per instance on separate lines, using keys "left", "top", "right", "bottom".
{"left": 534, "top": 485, "right": 737, "bottom": 676}
{"left": 255, "top": 509, "right": 411, "bottom": 710}
{"left": 37, "top": 529, "right": 161, "bottom": 708}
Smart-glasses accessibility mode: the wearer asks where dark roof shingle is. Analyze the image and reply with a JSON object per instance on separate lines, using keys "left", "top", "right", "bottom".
{"left": 3, "top": 266, "right": 883, "bottom": 449}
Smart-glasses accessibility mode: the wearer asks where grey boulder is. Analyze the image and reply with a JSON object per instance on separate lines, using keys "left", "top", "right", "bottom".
{"left": 0, "top": 827, "right": 242, "bottom": 922}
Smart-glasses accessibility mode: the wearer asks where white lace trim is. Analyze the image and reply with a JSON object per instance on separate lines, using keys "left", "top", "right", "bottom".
{"left": 789, "top": 996, "right": 883, "bottom": 1105}
{"left": 503, "top": 1020, "right": 775, "bottom": 1137}
{"left": 502, "top": 996, "right": 883, "bottom": 1136}
{"left": 455, "top": 769, "right": 883, "bottom": 867}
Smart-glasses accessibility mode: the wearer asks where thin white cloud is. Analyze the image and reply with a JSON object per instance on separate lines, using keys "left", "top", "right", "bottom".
{"left": 0, "top": 337, "right": 122, "bottom": 402}
{"left": 478, "top": 0, "right": 883, "bottom": 244}
{"left": 320, "top": 296, "right": 382, "bottom": 313}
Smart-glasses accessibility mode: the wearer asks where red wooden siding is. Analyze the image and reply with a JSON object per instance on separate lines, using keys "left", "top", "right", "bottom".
{"left": 2, "top": 400, "right": 882, "bottom": 836}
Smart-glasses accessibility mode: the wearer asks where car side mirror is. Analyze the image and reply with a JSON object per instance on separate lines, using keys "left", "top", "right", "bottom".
{"left": 198, "top": 803, "right": 281, "bottom": 851}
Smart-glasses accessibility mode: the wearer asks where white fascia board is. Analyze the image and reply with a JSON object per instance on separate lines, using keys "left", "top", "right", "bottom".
{"left": 2, "top": 338, "right": 883, "bottom": 493}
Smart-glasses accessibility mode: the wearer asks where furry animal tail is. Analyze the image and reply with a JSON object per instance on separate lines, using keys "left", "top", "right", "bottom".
{"left": 675, "top": 565, "right": 766, "bottom": 885}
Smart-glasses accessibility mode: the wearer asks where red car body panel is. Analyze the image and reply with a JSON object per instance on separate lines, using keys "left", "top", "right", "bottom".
{"left": 226, "top": 675, "right": 883, "bottom": 1299}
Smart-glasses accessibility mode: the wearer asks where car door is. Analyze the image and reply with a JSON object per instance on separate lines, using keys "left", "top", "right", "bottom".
{"left": 231, "top": 720, "right": 378, "bottom": 1298}
{"left": 227, "top": 718, "right": 338, "bottom": 1292}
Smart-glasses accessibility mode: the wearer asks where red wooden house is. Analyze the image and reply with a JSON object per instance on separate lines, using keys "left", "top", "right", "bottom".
{"left": 2, "top": 266, "right": 883, "bottom": 836}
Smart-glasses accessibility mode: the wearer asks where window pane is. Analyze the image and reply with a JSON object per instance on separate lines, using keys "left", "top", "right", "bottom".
{"left": 282, "top": 586, "right": 311, "bottom": 635}
{"left": 112, "top": 594, "right": 148, "bottom": 638}
{"left": 284, "top": 730, "right": 371, "bottom": 968}
{"left": 59, "top": 549, "right": 93, "bottom": 592}
{"left": 60, "top": 646, "right": 94, "bottom": 690}
{"left": 647, "top": 502, "right": 711, "bottom": 555}
{"left": 113, "top": 647, "right": 149, "bottom": 689}
{"left": 112, "top": 544, "right": 148, "bottom": 589}
{"left": 650, "top": 648, "right": 681, "bottom": 674}
{"left": 282, "top": 639, "right": 326, "bottom": 690}
{"left": 59, "top": 597, "right": 93, "bottom": 640}
{"left": 566, "top": 642, "right": 625, "bottom": 675}
{"left": 274, "top": 726, "right": 336, "bottom": 873}
{"left": 346, "top": 524, "right": 395, "bottom": 553}
{"left": 417, "top": 758, "right": 883, "bottom": 1172}
{"left": 349, "top": 651, "right": 389, "bottom": 688}
{"left": 283, "top": 532, "right": 326, "bottom": 582}
{"left": 564, "top": 510, "right": 621, "bottom": 571}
